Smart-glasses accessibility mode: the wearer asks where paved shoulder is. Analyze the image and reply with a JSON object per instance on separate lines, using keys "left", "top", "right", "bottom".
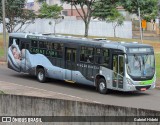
{"left": 0, "top": 81, "right": 98, "bottom": 103}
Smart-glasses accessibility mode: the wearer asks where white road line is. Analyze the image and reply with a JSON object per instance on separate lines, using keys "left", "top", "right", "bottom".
{"left": 0, "top": 80, "right": 101, "bottom": 104}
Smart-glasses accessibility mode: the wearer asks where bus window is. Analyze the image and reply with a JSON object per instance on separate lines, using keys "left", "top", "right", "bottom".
{"left": 102, "top": 49, "right": 109, "bottom": 67}
{"left": 113, "top": 55, "right": 118, "bottom": 73}
{"left": 50, "top": 43, "right": 63, "bottom": 58}
{"left": 31, "top": 40, "right": 38, "bottom": 47}
{"left": 119, "top": 56, "right": 124, "bottom": 76}
{"left": 80, "top": 46, "right": 94, "bottom": 63}
{"left": 9, "top": 38, "right": 20, "bottom": 46}
{"left": 46, "top": 42, "right": 52, "bottom": 50}
{"left": 95, "top": 48, "right": 102, "bottom": 64}
{"left": 39, "top": 41, "right": 47, "bottom": 49}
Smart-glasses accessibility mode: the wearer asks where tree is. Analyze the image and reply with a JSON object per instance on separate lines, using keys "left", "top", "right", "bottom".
{"left": 106, "top": 9, "right": 124, "bottom": 37}
{"left": 0, "top": 0, "right": 36, "bottom": 33}
{"left": 120, "top": 0, "right": 158, "bottom": 21}
{"left": 93, "top": 0, "right": 119, "bottom": 20}
{"left": 62, "top": 0, "right": 97, "bottom": 37}
{"left": 39, "top": 2, "right": 63, "bottom": 35}
{"left": 62, "top": 0, "right": 119, "bottom": 37}
{"left": 93, "top": 0, "right": 123, "bottom": 37}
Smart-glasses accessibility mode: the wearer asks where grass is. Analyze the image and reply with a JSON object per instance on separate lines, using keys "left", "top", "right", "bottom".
{"left": 0, "top": 90, "right": 5, "bottom": 94}
{"left": 155, "top": 53, "right": 160, "bottom": 79}
{"left": 0, "top": 34, "right": 159, "bottom": 78}
{"left": 0, "top": 47, "right": 4, "bottom": 58}
{"left": 0, "top": 34, "right": 8, "bottom": 59}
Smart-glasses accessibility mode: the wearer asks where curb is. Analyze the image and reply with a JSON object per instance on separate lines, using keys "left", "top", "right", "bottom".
{"left": 0, "top": 61, "right": 7, "bottom": 65}
{"left": 156, "top": 86, "right": 160, "bottom": 89}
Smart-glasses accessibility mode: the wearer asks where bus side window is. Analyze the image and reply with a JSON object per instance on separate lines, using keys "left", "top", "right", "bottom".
{"left": 101, "top": 49, "right": 109, "bottom": 67}
{"left": 80, "top": 46, "right": 94, "bottom": 63}
{"left": 9, "top": 38, "right": 20, "bottom": 46}
{"left": 31, "top": 40, "right": 38, "bottom": 48}
{"left": 95, "top": 48, "right": 102, "bottom": 64}
{"left": 9, "top": 37, "right": 13, "bottom": 46}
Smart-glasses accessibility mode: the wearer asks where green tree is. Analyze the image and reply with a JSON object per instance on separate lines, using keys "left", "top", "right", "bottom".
{"left": 0, "top": 0, "right": 36, "bottom": 33}
{"left": 39, "top": 2, "right": 63, "bottom": 35}
{"left": 120, "top": 0, "right": 158, "bottom": 21}
{"left": 93, "top": 0, "right": 123, "bottom": 37}
{"left": 106, "top": 9, "right": 124, "bottom": 37}
{"left": 62, "top": 0, "right": 119, "bottom": 37}
{"left": 93, "top": 0, "right": 119, "bottom": 20}
{"left": 62, "top": 0, "right": 97, "bottom": 37}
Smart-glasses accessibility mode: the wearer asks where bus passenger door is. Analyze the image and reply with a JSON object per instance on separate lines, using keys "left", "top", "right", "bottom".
{"left": 65, "top": 48, "right": 77, "bottom": 81}
{"left": 112, "top": 55, "right": 124, "bottom": 89}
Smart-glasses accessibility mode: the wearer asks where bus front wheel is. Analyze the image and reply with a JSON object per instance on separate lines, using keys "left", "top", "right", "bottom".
{"left": 98, "top": 78, "right": 108, "bottom": 94}
{"left": 37, "top": 68, "right": 46, "bottom": 83}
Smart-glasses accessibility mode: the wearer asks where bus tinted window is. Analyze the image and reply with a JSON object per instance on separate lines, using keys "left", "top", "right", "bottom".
{"left": 51, "top": 43, "right": 63, "bottom": 58}
{"left": 39, "top": 41, "right": 47, "bottom": 49}
{"left": 95, "top": 48, "right": 102, "bottom": 64}
{"left": 102, "top": 49, "right": 109, "bottom": 66}
{"left": 80, "top": 46, "right": 94, "bottom": 63}
{"left": 31, "top": 40, "right": 38, "bottom": 47}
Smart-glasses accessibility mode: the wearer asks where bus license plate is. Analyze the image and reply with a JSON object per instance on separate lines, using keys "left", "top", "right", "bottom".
{"left": 141, "top": 88, "right": 146, "bottom": 91}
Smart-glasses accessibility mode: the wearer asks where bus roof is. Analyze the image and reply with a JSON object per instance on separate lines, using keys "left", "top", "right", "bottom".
{"left": 9, "top": 32, "right": 153, "bottom": 51}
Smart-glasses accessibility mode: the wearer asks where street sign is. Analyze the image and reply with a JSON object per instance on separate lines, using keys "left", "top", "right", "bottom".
{"left": 142, "top": 20, "right": 147, "bottom": 29}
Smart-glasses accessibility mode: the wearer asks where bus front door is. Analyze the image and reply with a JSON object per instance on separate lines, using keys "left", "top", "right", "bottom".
{"left": 112, "top": 55, "right": 124, "bottom": 89}
{"left": 65, "top": 48, "right": 77, "bottom": 82}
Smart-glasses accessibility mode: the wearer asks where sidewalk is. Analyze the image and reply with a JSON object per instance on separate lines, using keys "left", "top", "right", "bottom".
{"left": 0, "top": 57, "right": 6, "bottom": 65}
{"left": 0, "top": 81, "right": 98, "bottom": 103}
{"left": 133, "top": 30, "right": 160, "bottom": 41}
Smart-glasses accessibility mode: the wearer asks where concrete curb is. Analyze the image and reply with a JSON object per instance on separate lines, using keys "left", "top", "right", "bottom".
{"left": 0, "top": 81, "right": 100, "bottom": 104}
{"left": 156, "top": 86, "right": 160, "bottom": 89}
{"left": 0, "top": 61, "right": 7, "bottom": 65}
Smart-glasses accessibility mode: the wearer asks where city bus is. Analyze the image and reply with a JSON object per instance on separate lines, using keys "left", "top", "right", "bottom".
{"left": 8, "top": 33, "right": 156, "bottom": 94}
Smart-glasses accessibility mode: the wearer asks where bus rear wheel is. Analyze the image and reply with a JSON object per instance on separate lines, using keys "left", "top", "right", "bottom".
{"left": 98, "top": 78, "right": 108, "bottom": 94}
{"left": 37, "top": 68, "right": 46, "bottom": 83}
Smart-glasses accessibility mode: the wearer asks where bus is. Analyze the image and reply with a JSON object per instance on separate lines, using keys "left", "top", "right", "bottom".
{"left": 8, "top": 33, "right": 156, "bottom": 94}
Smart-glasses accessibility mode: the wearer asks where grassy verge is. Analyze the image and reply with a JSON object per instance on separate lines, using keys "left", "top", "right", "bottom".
{"left": 0, "top": 90, "right": 5, "bottom": 94}
{"left": 155, "top": 53, "right": 160, "bottom": 79}
{"left": 0, "top": 47, "right": 4, "bottom": 58}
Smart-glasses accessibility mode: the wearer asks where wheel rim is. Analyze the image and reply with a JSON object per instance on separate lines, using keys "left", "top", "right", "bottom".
{"left": 38, "top": 71, "right": 44, "bottom": 81}
{"left": 99, "top": 82, "right": 105, "bottom": 91}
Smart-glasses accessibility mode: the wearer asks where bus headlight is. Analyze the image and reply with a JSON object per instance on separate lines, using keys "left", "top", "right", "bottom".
{"left": 126, "top": 78, "right": 133, "bottom": 85}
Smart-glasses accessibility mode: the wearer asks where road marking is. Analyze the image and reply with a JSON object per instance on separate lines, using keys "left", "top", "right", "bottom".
{"left": 0, "top": 80, "right": 101, "bottom": 104}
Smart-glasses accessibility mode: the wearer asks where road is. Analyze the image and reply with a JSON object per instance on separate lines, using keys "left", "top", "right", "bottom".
{"left": 0, "top": 65, "right": 160, "bottom": 111}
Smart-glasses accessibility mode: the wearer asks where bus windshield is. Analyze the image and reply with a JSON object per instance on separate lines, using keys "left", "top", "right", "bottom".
{"left": 127, "top": 54, "right": 155, "bottom": 78}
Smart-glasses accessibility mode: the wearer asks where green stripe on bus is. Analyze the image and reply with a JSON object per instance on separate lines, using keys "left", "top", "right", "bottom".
{"left": 139, "top": 79, "right": 154, "bottom": 85}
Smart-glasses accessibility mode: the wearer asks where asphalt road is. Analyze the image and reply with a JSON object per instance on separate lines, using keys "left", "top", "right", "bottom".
{"left": 0, "top": 65, "right": 160, "bottom": 111}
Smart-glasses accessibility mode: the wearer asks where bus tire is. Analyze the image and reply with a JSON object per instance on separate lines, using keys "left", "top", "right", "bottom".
{"left": 98, "top": 78, "right": 108, "bottom": 94}
{"left": 37, "top": 68, "right": 46, "bottom": 83}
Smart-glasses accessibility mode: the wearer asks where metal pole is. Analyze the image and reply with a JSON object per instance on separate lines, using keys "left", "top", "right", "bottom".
{"left": 138, "top": 7, "right": 143, "bottom": 43}
{"left": 2, "top": 0, "right": 7, "bottom": 61}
